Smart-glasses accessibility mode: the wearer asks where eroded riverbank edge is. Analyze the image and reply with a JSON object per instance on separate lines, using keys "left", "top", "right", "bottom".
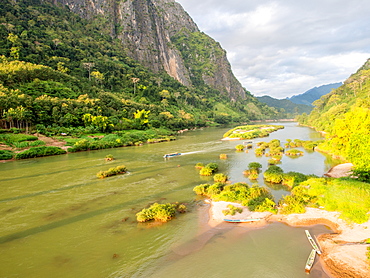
{"left": 206, "top": 163, "right": 369, "bottom": 278}
{"left": 207, "top": 201, "right": 370, "bottom": 278}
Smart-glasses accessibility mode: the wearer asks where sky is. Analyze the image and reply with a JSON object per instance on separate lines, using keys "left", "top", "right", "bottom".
{"left": 175, "top": 0, "right": 370, "bottom": 99}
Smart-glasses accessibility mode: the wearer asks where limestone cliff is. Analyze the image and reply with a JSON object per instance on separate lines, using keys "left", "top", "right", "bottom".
{"left": 54, "top": 0, "right": 246, "bottom": 99}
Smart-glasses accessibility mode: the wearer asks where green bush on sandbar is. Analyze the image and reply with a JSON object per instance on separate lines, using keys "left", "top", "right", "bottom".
{"left": 193, "top": 182, "right": 277, "bottom": 213}
{"left": 14, "top": 146, "right": 66, "bottom": 159}
{"left": 96, "top": 165, "right": 127, "bottom": 178}
{"left": 222, "top": 204, "right": 243, "bottom": 216}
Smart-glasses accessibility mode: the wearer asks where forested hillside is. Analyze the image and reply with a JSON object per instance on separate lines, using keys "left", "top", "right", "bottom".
{"left": 297, "top": 59, "right": 370, "bottom": 180}
{"left": 0, "top": 0, "right": 277, "bottom": 134}
{"left": 288, "top": 82, "right": 342, "bottom": 106}
{"left": 257, "top": 95, "right": 312, "bottom": 118}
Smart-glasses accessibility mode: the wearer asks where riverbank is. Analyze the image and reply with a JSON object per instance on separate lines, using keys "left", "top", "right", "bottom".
{"left": 208, "top": 200, "right": 370, "bottom": 278}
{"left": 324, "top": 163, "right": 353, "bottom": 178}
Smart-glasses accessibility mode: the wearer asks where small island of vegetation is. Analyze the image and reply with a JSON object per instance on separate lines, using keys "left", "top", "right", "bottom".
{"left": 96, "top": 165, "right": 127, "bottom": 179}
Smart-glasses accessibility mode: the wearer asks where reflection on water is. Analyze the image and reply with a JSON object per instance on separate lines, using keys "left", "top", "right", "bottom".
{"left": 0, "top": 122, "right": 338, "bottom": 277}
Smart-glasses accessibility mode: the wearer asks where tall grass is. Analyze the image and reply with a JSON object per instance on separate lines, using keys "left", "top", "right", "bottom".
{"left": 301, "top": 178, "right": 370, "bottom": 223}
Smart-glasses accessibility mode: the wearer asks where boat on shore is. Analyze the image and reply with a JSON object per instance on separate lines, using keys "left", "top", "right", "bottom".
{"left": 223, "top": 218, "right": 261, "bottom": 223}
{"left": 305, "top": 230, "right": 322, "bottom": 254}
{"left": 163, "top": 152, "right": 181, "bottom": 158}
{"left": 305, "top": 249, "right": 317, "bottom": 273}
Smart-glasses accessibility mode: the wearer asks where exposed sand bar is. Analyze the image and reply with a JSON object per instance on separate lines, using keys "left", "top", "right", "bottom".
{"left": 209, "top": 201, "right": 370, "bottom": 278}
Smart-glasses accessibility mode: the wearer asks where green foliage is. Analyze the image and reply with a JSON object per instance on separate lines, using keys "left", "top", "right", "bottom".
{"left": 0, "top": 133, "right": 38, "bottom": 146}
{"left": 96, "top": 165, "right": 127, "bottom": 179}
{"left": 285, "top": 149, "right": 304, "bottom": 156}
{"left": 0, "top": 150, "right": 14, "bottom": 159}
{"left": 105, "top": 154, "right": 114, "bottom": 161}
{"left": 280, "top": 178, "right": 370, "bottom": 223}
{"left": 235, "top": 144, "right": 245, "bottom": 151}
{"left": 219, "top": 154, "right": 227, "bottom": 159}
{"left": 213, "top": 173, "right": 228, "bottom": 183}
{"left": 223, "top": 125, "right": 284, "bottom": 139}
{"left": 222, "top": 204, "right": 243, "bottom": 216}
{"left": 14, "top": 146, "right": 66, "bottom": 159}
{"left": 282, "top": 172, "right": 308, "bottom": 189}
{"left": 298, "top": 59, "right": 370, "bottom": 179}
{"left": 195, "top": 162, "right": 205, "bottom": 169}
{"left": 205, "top": 162, "right": 219, "bottom": 172}
{"left": 193, "top": 183, "right": 211, "bottom": 196}
{"left": 263, "top": 165, "right": 284, "bottom": 184}
{"left": 193, "top": 181, "right": 277, "bottom": 213}
{"left": 199, "top": 167, "right": 213, "bottom": 176}
{"left": 136, "top": 203, "right": 178, "bottom": 222}
{"left": 248, "top": 162, "right": 262, "bottom": 170}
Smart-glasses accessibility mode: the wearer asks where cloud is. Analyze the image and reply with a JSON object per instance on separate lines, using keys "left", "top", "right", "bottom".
{"left": 176, "top": 0, "right": 370, "bottom": 98}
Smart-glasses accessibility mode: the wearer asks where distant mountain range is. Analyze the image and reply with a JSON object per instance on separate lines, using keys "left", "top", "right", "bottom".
{"left": 257, "top": 82, "right": 343, "bottom": 117}
{"left": 257, "top": 96, "right": 312, "bottom": 117}
{"left": 287, "top": 82, "right": 342, "bottom": 106}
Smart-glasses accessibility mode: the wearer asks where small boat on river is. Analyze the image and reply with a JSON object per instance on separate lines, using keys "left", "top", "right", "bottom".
{"left": 163, "top": 152, "right": 181, "bottom": 158}
{"left": 305, "top": 230, "right": 322, "bottom": 254}
{"left": 305, "top": 249, "right": 317, "bottom": 273}
{"left": 223, "top": 218, "right": 261, "bottom": 223}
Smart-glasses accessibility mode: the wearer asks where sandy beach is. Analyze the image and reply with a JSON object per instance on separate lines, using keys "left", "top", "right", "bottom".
{"left": 208, "top": 201, "right": 370, "bottom": 278}
{"left": 207, "top": 163, "right": 370, "bottom": 278}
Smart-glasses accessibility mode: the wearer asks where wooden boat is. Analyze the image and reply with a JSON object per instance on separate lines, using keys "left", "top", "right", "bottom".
{"left": 223, "top": 218, "right": 261, "bottom": 223}
{"left": 305, "top": 249, "right": 316, "bottom": 273}
{"left": 163, "top": 152, "right": 181, "bottom": 158}
{"left": 305, "top": 230, "right": 322, "bottom": 254}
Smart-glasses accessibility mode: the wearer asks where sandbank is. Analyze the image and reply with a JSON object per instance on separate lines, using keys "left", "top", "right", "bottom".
{"left": 208, "top": 200, "right": 370, "bottom": 278}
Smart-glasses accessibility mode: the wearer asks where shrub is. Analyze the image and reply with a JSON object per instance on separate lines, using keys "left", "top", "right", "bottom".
{"left": 235, "top": 144, "right": 245, "bottom": 151}
{"left": 286, "top": 149, "right": 304, "bottom": 156}
{"left": 214, "top": 173, "right": 228, "bottom": 183}
{"left": 268, "top": 159, "right": 280, "bottom": 165}
{"left": 282, "top": 172, "right": 308, "bottom": 189}
{"left": 195, "top": 162, "right": 205, "bottom": 169}
{"left": 254, "top": 148, "right": 264, "bottom": 156}
{"left": 105, "top": 154, "right": 114, "bottom": 161}
{"left": 194, "top": 181, "right": 276, "bottom": 213}
{"left": 207, "top": 183, "right": 224, "bottom": 195}
{"left": 222, "top": 204, "right": 243, "bottom": 216}
{"left": 193, "top": 183, "right": 211, "bottom": 195}
{"left": 206, "top": 163, "right": 219, "bottom": 172}
{"left": 219, "top": 154, "right": 228, "bottom": 159}
{"left": 248, "top": 162, "right": 262, "bottom": 170}
{"left": 199, "top": 167, "right": 213, "bottom": 176}
{"left": 279, "top": 195, "right": 306, "bottom": 214}
{"left": 136, "top": 203, "right": 179, "bottom": 222}
{"left": 14, "top": 146, "right": 66, "bottom": 159}
{"left": 264, "top": 165, "right": 284, "bottom": 183}
{"left": 96, "top": 165, "right": 127, "bottom": 178}
{"left": 0, "top": 150, "right": 14, "bottom": 160}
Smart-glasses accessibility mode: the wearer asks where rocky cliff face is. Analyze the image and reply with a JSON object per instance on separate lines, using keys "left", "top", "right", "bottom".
{"left": 54, "top": 0, "right": 246, "bottom": 99}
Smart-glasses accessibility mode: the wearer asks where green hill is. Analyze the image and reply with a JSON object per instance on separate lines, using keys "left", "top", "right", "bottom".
{"left": 0, "top": 0, "right": 277, "bottom": 134}
{"left": 297, "top": 59, "right": 370, "bottom": 181}
{"left": 257, "top": 95, "right": 312, "bottom": 118}
{"left": 288, "top": 82, "right": 342, "bottom": 106}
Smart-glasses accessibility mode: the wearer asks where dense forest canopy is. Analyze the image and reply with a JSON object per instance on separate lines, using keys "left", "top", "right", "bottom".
{"left": 297, "top": 59, "right": 370, "bottom": 180}
{"left": 0, "top": 0, "right": 279, "bottom": 134}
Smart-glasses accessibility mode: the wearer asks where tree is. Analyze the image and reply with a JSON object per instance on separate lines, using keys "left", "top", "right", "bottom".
{"left": 131, "top": 77, "right": 140, "bottom": 94}
{"left": 83, "top": 62, "right": 95, "bottom": 80}
{"left": 133, "top": 109, "right": 150, "bottom": 129}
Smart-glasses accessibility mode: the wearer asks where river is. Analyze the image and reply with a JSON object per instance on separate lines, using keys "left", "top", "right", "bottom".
{"left": 0, "top": 122, "right": 341, "bottom": 277}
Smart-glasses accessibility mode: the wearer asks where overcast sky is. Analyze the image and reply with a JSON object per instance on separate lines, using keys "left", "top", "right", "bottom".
{"left": 175, "top": 0, "right": 370, "bottom": 98}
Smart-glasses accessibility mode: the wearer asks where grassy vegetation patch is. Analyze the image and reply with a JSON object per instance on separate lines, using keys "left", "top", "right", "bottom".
{"left": 14, "top": 146, "right": 66, "bottom": 159}
{"left": 136, "top": 203, "right": 187, "bottom": 222}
